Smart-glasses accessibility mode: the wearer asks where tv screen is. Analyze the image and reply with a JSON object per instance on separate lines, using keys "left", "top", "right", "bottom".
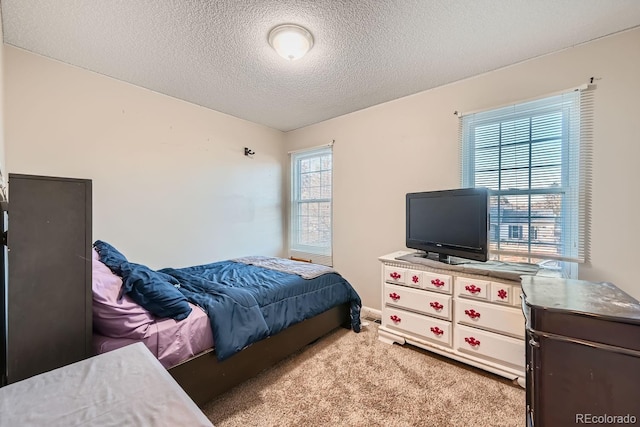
{"left": 406, "top": 188, "right": 489, "bottom": 263}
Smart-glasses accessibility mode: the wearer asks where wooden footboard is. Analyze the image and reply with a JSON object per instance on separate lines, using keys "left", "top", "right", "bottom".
{"left": 168, "top": 303, "right": 351, "bottom": 406}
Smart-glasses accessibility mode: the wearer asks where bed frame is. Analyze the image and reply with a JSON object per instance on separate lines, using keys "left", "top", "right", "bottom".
{"left": 168, "top": 303, "right": 351, "bottom": 406}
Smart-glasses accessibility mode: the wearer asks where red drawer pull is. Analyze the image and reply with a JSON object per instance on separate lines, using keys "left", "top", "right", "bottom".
{"left": 465, "top": 337, "right": 481, "bottom": 347}
{"left": 465, "top": 284, "right": 481, "bottom": 294}
{"left": 412, "top": 275, "right": 420, "bottom": 284}
{"left": 431, "top": 278, "right": 445, "bottom": 287}
{"left": 430, "top": 301, "right": 444, "bottom": 311}
{"left": 389, "top": 292, "right": 400, "bottom": 302}
{"left": 497, "top": 289, "right": 508, "bottom": 299}
{"left": 464, "top": 309, "right": 481, "bottom": 319}
{"left": 390, "top": 315, "right": 401, "bottom": 323}
{"left": 430, "top": 326, "right": 444, "bottom": 336}
{"left": 390, "top": 272, "right": 401, "bottom": 280}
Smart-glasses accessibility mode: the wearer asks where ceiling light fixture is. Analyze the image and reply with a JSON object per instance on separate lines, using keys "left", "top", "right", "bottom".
{"left": 268, "top": 24, "right": 314, "bottom": 61}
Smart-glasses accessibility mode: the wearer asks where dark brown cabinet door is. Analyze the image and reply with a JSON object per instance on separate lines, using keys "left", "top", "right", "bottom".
{"left": 6, "top": 174, "right": 92, "bottom": 383}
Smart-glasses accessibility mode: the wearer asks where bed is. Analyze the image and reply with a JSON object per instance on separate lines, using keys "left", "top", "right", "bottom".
{"left": 91, "top": 241, "right": 361, "bottom": 406}
{"left": 0, "top": 342, "right": 213, "bottom": 426}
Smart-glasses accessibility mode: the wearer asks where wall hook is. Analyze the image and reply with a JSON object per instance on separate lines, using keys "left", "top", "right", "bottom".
{"left": 244, "top": 147, "right": 255, "bottom": 156}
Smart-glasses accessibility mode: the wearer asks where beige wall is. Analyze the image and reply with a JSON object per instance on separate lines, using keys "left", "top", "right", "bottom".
{"left": 5, "top": 28, "right": 640, "bottom": 308}
{"left": 5, "top": 46, "right": 287, "bottom": 268}
{"left": 285, "top": 28, "right": 640, "bottom": 308}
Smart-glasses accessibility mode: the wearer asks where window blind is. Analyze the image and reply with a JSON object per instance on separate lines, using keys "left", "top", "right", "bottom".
{"left": 460, "top": 87, "right": 593, "bottom": 264}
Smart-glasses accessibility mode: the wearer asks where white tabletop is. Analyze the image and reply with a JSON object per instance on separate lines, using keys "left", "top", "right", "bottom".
{"left": 0, "top": 342, "right": 213, "bottom": 427}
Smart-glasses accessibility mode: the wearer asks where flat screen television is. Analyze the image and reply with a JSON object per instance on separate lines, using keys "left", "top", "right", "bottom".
{"left": 406, "top": 187, "right": 489, "bottom": 264}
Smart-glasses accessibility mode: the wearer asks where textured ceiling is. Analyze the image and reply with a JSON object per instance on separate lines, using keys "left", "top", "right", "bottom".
{"left": 2, "top": 1, "right": 640, "bottom": 131}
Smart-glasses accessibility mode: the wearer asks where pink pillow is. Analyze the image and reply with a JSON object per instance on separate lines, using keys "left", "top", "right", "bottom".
{"left": 92, "top": 248, "right": 155, "bottom": 339}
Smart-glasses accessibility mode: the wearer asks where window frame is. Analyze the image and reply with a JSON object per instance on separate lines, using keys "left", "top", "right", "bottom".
{"left": 289, "top": 146, "right": 333, "bottom": 264}
{"left": 460, "top": 87, "right": 593, "bottom": 276}
{"left": 509, "top": 225, "right": 523, "bottom": 240}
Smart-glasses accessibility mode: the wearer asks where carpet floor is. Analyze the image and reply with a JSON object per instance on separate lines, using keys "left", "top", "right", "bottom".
{"left": 201, "top": 322, "right": 525, "bottom": 426}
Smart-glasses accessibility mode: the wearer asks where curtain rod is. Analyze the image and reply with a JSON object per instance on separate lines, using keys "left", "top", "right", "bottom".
{"left": 287, "top": 140, "right": 334, "bottom": 155}
{"left": 455, "top": 82, "right": 593, "bottom": 118}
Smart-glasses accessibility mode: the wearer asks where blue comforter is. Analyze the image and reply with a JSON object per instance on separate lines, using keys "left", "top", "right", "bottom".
{"left": 160, "top": 261, "right": 361, "bottom": 360}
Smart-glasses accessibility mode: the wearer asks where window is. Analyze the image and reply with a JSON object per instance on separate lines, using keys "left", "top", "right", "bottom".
{"left": 509, "top": 225, "right": 523, "bottom": 240}
{"left": 461, "top": 88, "right": 593, "bottom": 276}
{"left": 290, "top": 146, "right": 332, "bottom": 266}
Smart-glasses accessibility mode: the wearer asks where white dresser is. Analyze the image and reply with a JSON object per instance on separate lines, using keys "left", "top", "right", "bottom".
{"left": 378, "top": 251, "right": 527, "bottom": 385}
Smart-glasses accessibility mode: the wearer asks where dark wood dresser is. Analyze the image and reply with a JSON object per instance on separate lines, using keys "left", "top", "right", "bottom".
{"left": 522, "top": 276, "right": 640, "bottom": 426}
{"left": 2, "top": 174, "right": 92, "bottom": 385}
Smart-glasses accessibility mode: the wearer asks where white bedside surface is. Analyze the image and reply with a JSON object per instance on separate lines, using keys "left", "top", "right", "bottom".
{"left": 0, "top": 342, "right": 213, "bottom": 427}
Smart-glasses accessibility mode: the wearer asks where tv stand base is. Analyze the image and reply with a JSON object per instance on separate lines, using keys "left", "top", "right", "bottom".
{"left": 414, "top": 251, "right": 470, "bottom": 266}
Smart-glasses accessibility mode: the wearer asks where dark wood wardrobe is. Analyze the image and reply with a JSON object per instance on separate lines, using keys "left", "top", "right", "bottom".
{"left": 1, "top": 174, "right": 92, "bottom": 385}
{"left": 522, "top": 276, "right": 640, "bottom": 426}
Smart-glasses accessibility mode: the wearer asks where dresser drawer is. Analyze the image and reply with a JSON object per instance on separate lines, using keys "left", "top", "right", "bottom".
{"left": 384, "top": 307, "right": 452, "bottom": 347}
{"left": 383, "top": 265, "right": 408, "bottom": 285}
{"left": 455, "top": 324, "right": 525, "bottom": 370}
{"left": 421, "top": 270, "right": 453, "bottom": 294}
{"left": 403, "top": 269, "right": 423, "bottom": 287}
{"left": 456, "top": 299, "right": 525, "bottom": 338}
{"left": 456, "top": 277, "right": 490, "bottom": 300}
{"left": 384, "top": 283, "right": 452, "bottom": 320}
{"left": 489, "top": 282, "right": 513, "bottom": 305}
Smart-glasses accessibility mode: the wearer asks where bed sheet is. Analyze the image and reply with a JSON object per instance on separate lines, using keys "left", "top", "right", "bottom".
{"left": 0, "top": 342, "right": 212, "bottom": 427}
{"left": 93, "top": 302, "right": 213, "bottom": 368}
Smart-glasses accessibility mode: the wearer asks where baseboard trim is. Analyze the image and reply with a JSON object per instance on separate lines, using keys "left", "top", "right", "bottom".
{"left": 361, "top": 306, "right": 381, "bottom": 321}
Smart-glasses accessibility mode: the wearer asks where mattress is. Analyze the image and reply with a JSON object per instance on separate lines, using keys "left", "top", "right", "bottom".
{"left": 0, "top": 342, "right": 213, "bottom": 427}
{"left": 93, "top": 302, "right": 214, "bottom": 369}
